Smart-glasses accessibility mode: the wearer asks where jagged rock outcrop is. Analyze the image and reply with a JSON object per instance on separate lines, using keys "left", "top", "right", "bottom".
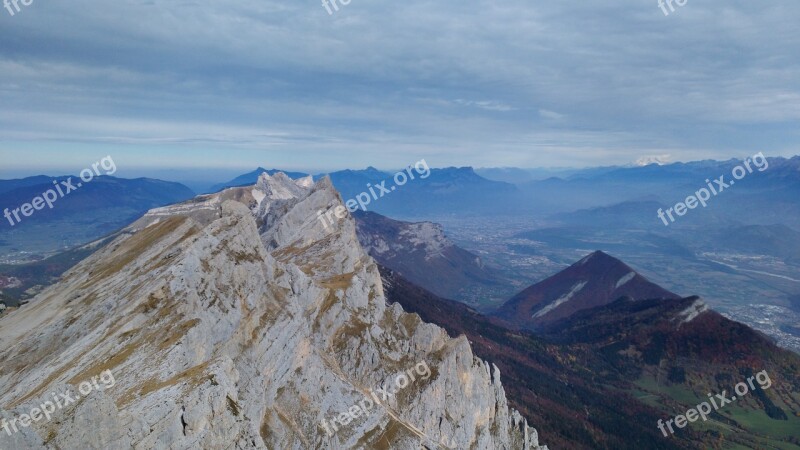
{"left": 0, "top": 172, "right": 546, "bottom": 450}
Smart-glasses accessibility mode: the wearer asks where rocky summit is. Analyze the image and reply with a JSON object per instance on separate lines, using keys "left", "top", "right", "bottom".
{"left": 0, "top": 172, "right": 546, "bottom": 450}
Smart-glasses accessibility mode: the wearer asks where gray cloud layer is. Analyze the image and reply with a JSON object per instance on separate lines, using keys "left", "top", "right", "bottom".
{"left": 0, "top": 0, "right": 798, "bottom": 171}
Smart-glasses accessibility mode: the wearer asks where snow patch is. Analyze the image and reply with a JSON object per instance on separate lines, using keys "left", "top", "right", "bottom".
{"left": 676, "top": 299, "right": 709, "bottom": 324}
{"left": 533, "top": 281, "right": 588, "bottom": 319}
{"left": 615, "top": 272, "right": 636, "bottom": 289}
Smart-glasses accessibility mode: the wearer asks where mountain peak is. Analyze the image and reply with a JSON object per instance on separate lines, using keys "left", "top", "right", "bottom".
{"left": 577, "top": 250, "right": 618, "bottom": 265}
{"left": 254, "top": 170, "right": 308, "bottom": 202}
{"left": 312, "top": 174, "right": 335, "bottom": 191}
{"left": 0, "top": 171, "right": 545, "bottom": 450}
{"left": 208, "top": 168, "right": 310, "bottom": 193}
{"left": 495, "top": 251, "right": 680, "bottom": 329}
{"left": 295, "top": 175, "right": 314, "bottom": 188}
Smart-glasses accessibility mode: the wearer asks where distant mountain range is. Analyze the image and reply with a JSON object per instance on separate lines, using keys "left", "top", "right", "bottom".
{"left": 331, "top": 166, "right": 523, "bottom": 217}
{"left": 3, "top": 159, "right": 799, "bottom": 351}
{"left": 534, "top": 156, "right": 800, "bottom": 227}
{"left": 0, "top": 176, "right": 194, "bottom": 261}
{"left": 0, "top": 176, "right": 193, "bottom": 218}
{"left": 1, "top": 171, "right": 798, "bottom": 449}
{"left": 553, "top": 199, "right": 678, "bottom": 229}
{"left": 211, "top": 166, "right": 523, "bottom": 217}
{"left": 0, "top": 175, "right": 59, "bottom": 195}
{"left": 207, "top": 167, "right": 310, "bottom": 193}
{"left": 207, "top": 157, "right": 800, "bottom": 226}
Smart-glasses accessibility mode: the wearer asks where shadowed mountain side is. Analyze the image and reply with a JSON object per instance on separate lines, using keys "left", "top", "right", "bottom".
{"left": 380, "top": 266, "right": 694, "bottom": 450}
{"left": 382, "top": 260, "right": 800, "bottom": 450}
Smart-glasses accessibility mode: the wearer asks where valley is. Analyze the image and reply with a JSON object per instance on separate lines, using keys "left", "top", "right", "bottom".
{"left": 424, "top": 215, "right": 800, "bottom": 354}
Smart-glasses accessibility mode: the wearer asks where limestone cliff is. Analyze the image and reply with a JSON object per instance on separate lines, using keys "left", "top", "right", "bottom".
{"left": 0, "top": 173, "right": 546, "bottom": 450}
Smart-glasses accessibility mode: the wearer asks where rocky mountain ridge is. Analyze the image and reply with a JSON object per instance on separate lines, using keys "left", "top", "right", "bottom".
{"left": 0, "top": 172, "right": 545, "bottom": 450}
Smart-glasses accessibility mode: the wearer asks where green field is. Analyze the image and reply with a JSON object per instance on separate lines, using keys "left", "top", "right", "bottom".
{"left": 632, "top": 374, "right": 800, "bottom": 450}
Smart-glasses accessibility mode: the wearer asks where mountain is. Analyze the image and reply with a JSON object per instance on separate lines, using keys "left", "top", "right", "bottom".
{"left": 552, "top": 200, "right": 681, "bottom": 229}
{"left": 382, "top": 263, "right": 800, "bottom": 450}
{"left": 508, "top": 158, "right": 800, "bottom": 352}
{"left": 522, "top": 157, "right": 800, "bottom": 226}
{"left": 538, "top": 295, "right": 800, "bottom": 448}
{"left": 475, "top": 167, "right": 539, "bottom": 184}
{"left": 380, "top": 266, "right": 691, "bottom": 450}
{"left": 0, "top": 176, "right": 194, "bottom": 218}
{"left": 0, "top": 171, "right": 545, "bottom": 450}
{"left": 213, "top": 158, "right": 800, "bottom": 225}
{"left": 207, "top": 167, "right": 310, "bottom": 193}
{"left": 495, "top": 251, "right": 680, "bottom": 329}
{"left": 326, "top": 166, "right": 393, "bottom": 196}
{"left": 541, "top": 295, "right": 781, "bottom": 366}
{"left": 0, "top": 177, "right": 194, "bottom": 224}
{"left": 0, "top": 176, "right": 56, "bottom": 195}
{"left": 332, "top": 166, "right": 524, "bottom": 217}
{"left": 475, "top": 167, "right": 609, "bottom": 184}
{"left": 0, "top": 176, "right": 195, "bottom": 262}
{"left": 214, "top": 165, "right": 526, "bottom": 218}
{"left": 353, "top": 210, "right": 505, "bottom": 306}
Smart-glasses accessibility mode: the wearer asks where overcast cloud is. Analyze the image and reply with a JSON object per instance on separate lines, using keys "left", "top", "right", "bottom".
{"left": 0, "top": 0, "right": 798, "bottom": 173}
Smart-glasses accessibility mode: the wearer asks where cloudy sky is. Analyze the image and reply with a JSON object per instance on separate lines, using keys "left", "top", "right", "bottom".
{"left": 0, "top": 0, "right": 798, "bottom": 176}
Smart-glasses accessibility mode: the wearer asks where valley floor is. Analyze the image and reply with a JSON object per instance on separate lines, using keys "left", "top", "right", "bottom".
{"left": 407, "top": 214, "right": 800, "bottom": 355}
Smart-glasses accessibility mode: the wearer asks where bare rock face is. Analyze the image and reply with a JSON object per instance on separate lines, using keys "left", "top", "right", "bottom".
{"left": 0, "top": 173, "right": 546, "bottom": 450}
{"left": 353, "top": 211, "right": 503, "bottom": 303}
